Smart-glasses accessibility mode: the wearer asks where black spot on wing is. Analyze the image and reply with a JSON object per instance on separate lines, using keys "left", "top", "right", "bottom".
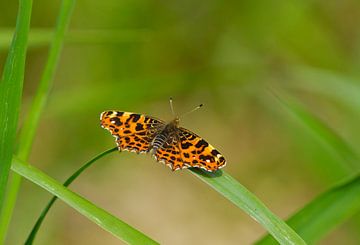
{"left": 130, "top": 114, "right": 141, "bottom": 122}
{"left": 181, "top": 142, "right": 192, "bottom": 149}
{"left": 136, "top": 123, "right": 144, "bottom": 131}
{"left": 183, "top": 133, "right": 196, "bottom": 140}
{"left": 144, "top": 117, "right": 151, "bottom": 123}
{"left": 111, "top": 117, "right": 122, "bottom": 126}
{"left": 199, "top": 154, "right": 215, "bottom": 162}
{"left": 211, "top": 149, "right": 220, "bottom": 156}
{"left": 195, "top": 139, "right": 208, "bottom": 148}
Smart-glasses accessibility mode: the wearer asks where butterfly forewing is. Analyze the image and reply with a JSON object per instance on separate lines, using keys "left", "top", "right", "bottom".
{"left": 100, "top": 111, "right": 165, "bottom": 153}
{"left": 177, "top": 128, "right": 226, "bottom": 171}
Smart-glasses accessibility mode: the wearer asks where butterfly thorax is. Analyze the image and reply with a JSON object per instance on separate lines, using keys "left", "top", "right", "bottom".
{"left": 151, "top": 118, "right": 179, "bottom": 153}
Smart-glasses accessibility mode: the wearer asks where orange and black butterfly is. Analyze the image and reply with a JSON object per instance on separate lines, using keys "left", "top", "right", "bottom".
{"left": 100, "top": 99, "right": 226, "bottom": 172}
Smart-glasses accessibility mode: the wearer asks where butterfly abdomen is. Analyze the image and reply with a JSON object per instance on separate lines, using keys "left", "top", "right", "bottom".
{"left": 151, "top": 132, "right": 168, "bottom": 152}
{"left": 151, "top": 121, "right": 178, "bottom": 152}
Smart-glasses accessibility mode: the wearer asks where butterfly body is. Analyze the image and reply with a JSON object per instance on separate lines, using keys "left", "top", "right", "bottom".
{"left": 100, "top": 110, "right": 226, "bottom": 172}
{"left": 151, "top": 118, "right": 179, "bottom": 153}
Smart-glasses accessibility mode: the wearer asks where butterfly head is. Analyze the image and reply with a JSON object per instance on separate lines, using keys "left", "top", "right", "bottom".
{"left": 172, "top": 116, "right": 180, "bottom": 126}
{"left": 169, "top": 97, "right": 203, "bottom": 124}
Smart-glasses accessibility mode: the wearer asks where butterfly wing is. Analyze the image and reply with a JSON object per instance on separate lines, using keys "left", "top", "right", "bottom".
{"left": 177, "top": 127, "right": 226, "bottom": 172}
{"left": 100, "top": 111, "right": 165, "bottom": 153}
{"left": 153, "top": 137, "right": 190, "bottom": 171}
{"left": 153, "top": 127, "right": 226, "bottom": 172}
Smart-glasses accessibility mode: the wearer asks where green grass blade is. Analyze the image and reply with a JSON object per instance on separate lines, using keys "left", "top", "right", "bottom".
{"left": 288, "top": 66, "right": 360, "bottom": 113}
{"left": 256, "top": 174, "right": 360, "bottom": 244}
{"left": 0, "top": 0, "right": 32, "bottom": 212}
{"left": 11, "top": 157, "right": 159, "bottom": 245}
{"left": 273, "top": 91, "right": 360, "bottom": 171}
{"left": 17, "top": 0, "right": 76, "bottom": 160}
{"left": 190, "top": 169, "right": 306, "bottom": 245}
{"left": 0, "top": 0, "right": 76, "bottom": 240}
{"left": 25, "top": 147, "right": 118, "bottom": 244}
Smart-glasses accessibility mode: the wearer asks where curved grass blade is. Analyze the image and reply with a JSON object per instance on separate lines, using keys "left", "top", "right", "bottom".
{"left": 11, "top": 156, "right": 159, "bottom": 245}
{"left": 272, "top": 90, "right": 360, "bottom": 171}
{"left": 288, "top": 66, "right": 360, "bottom": 113}
{"left": 256, "top": 174, "right": 360, "bottom": 244}
{"left": 25, "top": 147, "right": 118, "bottom": 244}
{"left": 0, "top": 0, "right": 32, "bottom": 217}
{"left": 190, "top": 169, "right": 306, "bottom": 245}
{"left": 0, "top": 0, "right": 76, "bottom": 240}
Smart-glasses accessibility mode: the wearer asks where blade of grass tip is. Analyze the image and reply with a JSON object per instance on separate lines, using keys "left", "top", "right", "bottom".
{"left": 271, "top": 89, "right": 360, "bottom": 171}
{"left": 11, "top": 156, "right": 159, "bottom": 245}
{"left": 189, "top": 169, "right": 306, "bottom": 245}
{"left": 25, "top": 147, "right": 118, "bottom": 245}
{"left": 0, "top": 0, "right": 32, "bottom": 213}
{"left": 0, "top": 0, "right": 75, "bottom": 241}
{"left": 256, "top": 174, "right": 360, "bottom": 244}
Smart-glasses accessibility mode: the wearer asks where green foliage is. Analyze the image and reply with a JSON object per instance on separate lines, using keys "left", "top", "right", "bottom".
{"left": 191, "top": 169, "right": 306, "bottom": 245}
{"left": 257, "top": 175, "right": 360, "bottom": 244}
{"left": 274, "top": 90, "right": 360, "bottom": 172}
{"left": 12, "top": 157, "right": 158, "bottom": 245}
{"left": 0, "top": 0, "right": 32, "bottom": 222}
{"left": 0, "top": 0, "right": 76, "bottom": 240}
{"left": 24, "top": 147, "right": 117, "bottom": 244}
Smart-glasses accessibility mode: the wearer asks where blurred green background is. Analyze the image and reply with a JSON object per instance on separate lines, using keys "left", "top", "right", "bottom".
{"left": 1, "top": 0, "right": 360, "bottom": 244}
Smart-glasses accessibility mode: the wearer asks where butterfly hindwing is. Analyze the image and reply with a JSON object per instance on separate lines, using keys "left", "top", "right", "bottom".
{"left": 100, "top": 111, "right": 165, "bottom": 153}
{"left": 153, "top": 137, "right": 190, "bottom": 171}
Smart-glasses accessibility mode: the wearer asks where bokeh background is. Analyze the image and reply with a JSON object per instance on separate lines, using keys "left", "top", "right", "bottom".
{"left": 1, "top": 0, "right": 360, "bottom": 244}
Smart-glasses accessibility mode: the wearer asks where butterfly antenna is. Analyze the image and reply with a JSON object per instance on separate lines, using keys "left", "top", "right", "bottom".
{"left": 169, "top": 97, "right": 176, "bottom": 117}
{"left": 180, "top": 103, "right": 203, "bottom": 118}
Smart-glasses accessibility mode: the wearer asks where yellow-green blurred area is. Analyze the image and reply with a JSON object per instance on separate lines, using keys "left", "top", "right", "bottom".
{"left": 1, "top": 0, "right": 360, "bottom": 244}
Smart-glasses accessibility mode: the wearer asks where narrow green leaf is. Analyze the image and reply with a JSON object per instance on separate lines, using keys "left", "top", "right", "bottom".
{"left": 0, "top": 0, "right": 76, "bottom": 240}
{"left": 11, "top": 157, "right": 159, "bottom": 245}
{"left": 25, "top": 147, "right": 118, "bottom": 244}
{"left": 17, "top": 0, "right": 76, "bottom": 160}
{"left": 288, "top": 66, "right": 360, "bottom": 113}
{"left": 0, "top": 0, "right": 32, "bottom": 211}
{"left": 190, "top": 169, "right": 306, "bottom": 245}
{"left": 273, "top": 91, "right": 360, "bottom": 171}
{"left": 256, "top": 174, "right": 360, "bottom": 244}
{"left": 255, "top": 91, "right": 360, "bottom": 244}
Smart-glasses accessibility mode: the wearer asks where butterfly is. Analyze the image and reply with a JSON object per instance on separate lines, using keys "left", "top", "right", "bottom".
{"left": 100, "top": 99, "right": 226, "bottom": 172}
